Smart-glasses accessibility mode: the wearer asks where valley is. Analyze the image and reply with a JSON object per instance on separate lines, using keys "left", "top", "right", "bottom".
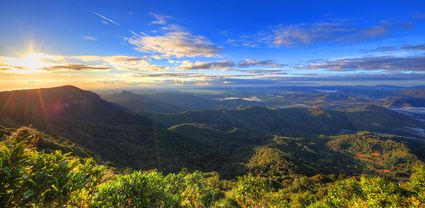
{"left": 1, "top": 85, "right": 424, "bottom": 207}
{"left": 1, "top": 85, "right": 424, "bottom": 176}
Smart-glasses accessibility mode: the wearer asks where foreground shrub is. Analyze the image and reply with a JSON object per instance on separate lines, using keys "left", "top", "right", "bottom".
{"left": 0, "top": 127, "right": 105, "bottom": 207}
{"left": 94, "top": 170, "right": 179, "bottom": 207}
{"left": 1, "top": 128, "right": 425, "bottom": 207}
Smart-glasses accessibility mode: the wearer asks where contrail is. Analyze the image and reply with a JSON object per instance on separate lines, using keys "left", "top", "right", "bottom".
{"left": 93, "top": 12, "right": 119, "bottom": 25}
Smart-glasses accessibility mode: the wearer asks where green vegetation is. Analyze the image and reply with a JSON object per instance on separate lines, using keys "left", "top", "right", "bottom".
{"left": 1, "top": 86, "right": 425, "bottom": 207}
{"left": 1, "top": 127, "right": 424, "bottom": 207}
{"left": 152, "top": 105, "right": 424, "bottom": 138}
{"left": 244, "top": 132, "right": 420, "bottom": 180}
{"left": 0, "top": 127, "right": 104, "bottom": 207}
{"left": 1, "top": 86, "right": 424, "bottom": 178}
{"left": 328, "top": 132, "right": 421, "bottom": 178}
{"left": 246, "top": 136, "right": 358, "bottom": 177}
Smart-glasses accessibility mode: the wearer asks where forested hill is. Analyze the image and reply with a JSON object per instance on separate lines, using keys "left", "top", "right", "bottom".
{"left": 0, "top": 86, "right": 200, "bottom": 171}
{"left": 0, "top": 85, "right": 152, "bottom": 127}
{"left": 151, "top": 105, "right": 425, "bottom": 138}
{"left": 1, "top": 127, "right": 424, "bottom": 207}
{"left": 0, "top": 86, "right": 425, "bottom": 207}
{"left": 0, "top": 86, "right": 424, "bottom": 178}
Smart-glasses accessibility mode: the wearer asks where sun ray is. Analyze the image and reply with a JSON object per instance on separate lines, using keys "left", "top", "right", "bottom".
{"left": 0, "top": 91, "right": 15, "bottom": 116}
{"left": 1, "top": 52, "right": 64, "bottom": 74}
{"left": 36, "top": 89, "right": 48, "bottom": 126}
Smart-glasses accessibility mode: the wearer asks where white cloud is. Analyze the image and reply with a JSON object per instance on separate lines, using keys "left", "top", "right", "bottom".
{"left": 82, "top": 35, "right": 97, "bottom": 41}
{"left": 128, "top": 31, "right": 221, "bottom": 58}
{"left": 128, "top": 13, "right": 221, "bottom": 58}
{"left": 149, "top": 13, "right": 170, "bottom": 25}
{"left": 298, "top": 55, "right": 425, "bottom": 71}
{"left": 176, "top": 59, "right": 283, "bottom": 70}
{"left": 239, "top": 59, "right": 283, "bottom": 68}
{"left": 74, "top": 55, "right": 167, "bottom": 71}
{"left": 230, "top": 20, "right": 412, "bottom": 47}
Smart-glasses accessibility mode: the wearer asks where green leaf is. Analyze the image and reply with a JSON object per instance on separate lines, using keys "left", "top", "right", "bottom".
{"left": 23, "top": 190, "right": 36, "bottom": 199}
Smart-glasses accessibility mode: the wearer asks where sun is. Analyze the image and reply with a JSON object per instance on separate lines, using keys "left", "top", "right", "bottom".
{"left": 2, "top": 52, "right": 63, "bottom": 74}
{"left": 14, "top": 53, "right": 47, "bottom": 69}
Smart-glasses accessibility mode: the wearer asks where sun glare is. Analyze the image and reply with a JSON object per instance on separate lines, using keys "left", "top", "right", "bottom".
{"left": 2, "top": 52, "right": 62, "bottom": 74}
{"left": 22, "top": 53, "right": 47, "bottom": 68}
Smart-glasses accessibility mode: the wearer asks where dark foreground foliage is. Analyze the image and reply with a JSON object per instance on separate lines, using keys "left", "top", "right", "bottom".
{"left": 1, "top": 128, "right": 424, "bottom": 207}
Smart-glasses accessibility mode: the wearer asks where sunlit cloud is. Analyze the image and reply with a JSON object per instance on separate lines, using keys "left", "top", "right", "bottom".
{"left": 128, "top": 13, "right": 221, "bottom": 58}
{"left": 41, "top": 64, "right": 110, "bottom": 71}
{"left": 0, "top": 53, "right": 65, "bottom": 73}
{"left": 129, "top": 31, "right": 221, "bottom": 58}
{"left": 74, "top": 55, "right": 167, "bottom": 70}
{"left": 0, "top": 53, "right": 168, "bottom": 74}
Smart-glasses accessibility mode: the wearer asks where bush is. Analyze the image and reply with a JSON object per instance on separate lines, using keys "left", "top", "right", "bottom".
{"left": 226, "top": 174, "right": 273, "bottom": 207}
{"left": 94, "top": 170, "right": 179, "bottom": 207}
{"left": 0, "top": 127, "right": 105, "bottom": 207}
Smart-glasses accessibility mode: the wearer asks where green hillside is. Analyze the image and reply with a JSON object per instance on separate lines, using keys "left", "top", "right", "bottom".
{"left": 0, "top": 126, "right": 92, "bottom": 158}
{"left": 166, "top": 123, "right": 422, "bottom": 179}
{"left": 1, "top": 86, "right": 424, "bottom": 178}
{"left": 328, "top": 132, "right": 420, "bottom": 178}
{"left": 1, "top": 127, "right": 424, "bottom": 207}
{"left": 152, "top": 105, "right": 425, "bottom": 137}
{"left": 1, "top": 86, "right": 425, "bottom": 207}
{"left": 0, "top": 86, "right": 215, "bottom": 172}
{"left": 246, "top": 136, "right": 359, "bottom": 177}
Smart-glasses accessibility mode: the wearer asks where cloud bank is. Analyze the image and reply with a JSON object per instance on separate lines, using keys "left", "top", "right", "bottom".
{"left": 229, "top": 20, "right": 412, "bottom": 47}
{"left": 299, "top": 55, "right": 425, "bottom": 71}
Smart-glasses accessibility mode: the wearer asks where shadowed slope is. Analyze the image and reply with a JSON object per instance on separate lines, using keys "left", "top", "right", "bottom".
{"left": 0, "top": 86, "right": 196, "bottom": 171}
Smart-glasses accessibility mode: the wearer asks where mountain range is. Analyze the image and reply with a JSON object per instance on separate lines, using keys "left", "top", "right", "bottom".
{"left": 0, "top": 85, "right": 424, "bottom": 178}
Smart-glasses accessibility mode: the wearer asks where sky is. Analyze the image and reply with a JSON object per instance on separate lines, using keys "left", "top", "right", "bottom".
{"left": 0, "top": 0, "right": 424, "bottom": 90}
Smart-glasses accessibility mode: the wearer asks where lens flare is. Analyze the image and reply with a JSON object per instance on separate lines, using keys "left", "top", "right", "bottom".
{"left": 2, "top": 52, "right": 64, "bottom": 74}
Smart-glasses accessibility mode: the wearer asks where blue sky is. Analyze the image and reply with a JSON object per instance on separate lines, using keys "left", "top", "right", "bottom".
{"left": 0, "top": 0, "right": 424, "bottom": 90}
